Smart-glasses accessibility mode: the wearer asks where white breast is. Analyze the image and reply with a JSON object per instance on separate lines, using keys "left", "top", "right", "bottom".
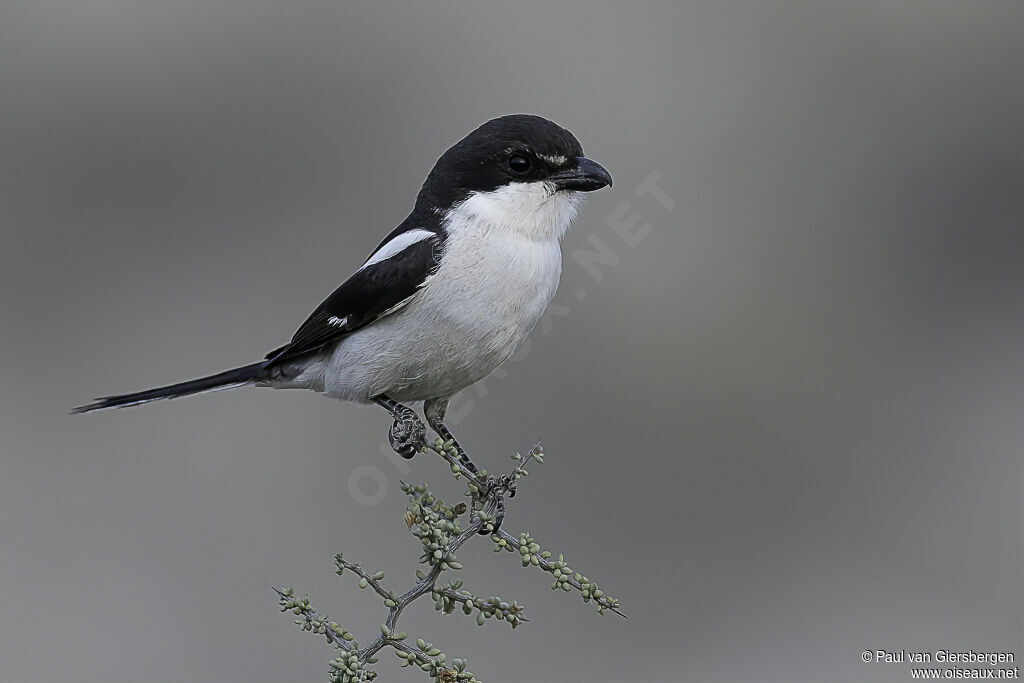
{"left": 321, "top": 182, "right": 582, "bottom": 402}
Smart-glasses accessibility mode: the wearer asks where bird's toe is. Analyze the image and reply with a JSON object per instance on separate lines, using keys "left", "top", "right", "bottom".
{"left": 388, "top": 417, "right": 426, "bottom": 459}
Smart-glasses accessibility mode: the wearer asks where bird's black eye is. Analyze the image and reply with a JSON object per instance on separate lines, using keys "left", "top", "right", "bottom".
{"left": 508, "top": 155, "right": 531, "bottom": 174}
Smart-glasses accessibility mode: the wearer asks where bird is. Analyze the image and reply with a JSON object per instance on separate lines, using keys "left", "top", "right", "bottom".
{"left": 72, "top": 114, "right": 611, "bottom": 471}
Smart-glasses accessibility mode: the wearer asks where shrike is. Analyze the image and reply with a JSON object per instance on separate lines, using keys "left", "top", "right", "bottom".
{"left": 73, "top": 114, "right": 611, "bottom": 469}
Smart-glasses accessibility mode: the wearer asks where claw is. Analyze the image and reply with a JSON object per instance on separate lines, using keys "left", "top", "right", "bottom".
{"left": 493, "top": 497, "right": 506, "bottom": 532}
{"left": 478, "top": 497, "right": 506, "bottom": 534}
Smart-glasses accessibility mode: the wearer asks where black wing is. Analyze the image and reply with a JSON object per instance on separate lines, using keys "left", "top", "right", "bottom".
{"left": 264, "top": 228, "right": 443, "bottom": 367}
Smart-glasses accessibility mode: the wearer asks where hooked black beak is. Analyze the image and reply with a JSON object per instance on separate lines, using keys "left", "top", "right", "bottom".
{"left": 550, "top": 156, "right": 612, "bottom": 192}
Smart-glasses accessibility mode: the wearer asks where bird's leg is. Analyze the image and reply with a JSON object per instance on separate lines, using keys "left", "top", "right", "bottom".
{"left": 423, "top": 397, "right": 478, "bottom": 474}
{"left": 423, "top": 398, "right": 516, "bottom": 533}
{"left": 372, "top": 395, "right": 426, "bottom": 459}
{"left": 422, "top": 397, "right": 517, "bottom": 533}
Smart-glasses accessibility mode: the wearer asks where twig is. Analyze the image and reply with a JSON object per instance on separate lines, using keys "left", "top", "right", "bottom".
{"left": 274, "top": 439, "right": 623, "bottom": 682}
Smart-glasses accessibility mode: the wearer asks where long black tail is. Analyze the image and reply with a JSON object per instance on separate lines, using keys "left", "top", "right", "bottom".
{"left": 70, "top": 362, "right": 266, "bottom": 414}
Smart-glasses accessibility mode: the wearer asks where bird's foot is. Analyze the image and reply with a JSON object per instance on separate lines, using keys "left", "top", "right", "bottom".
{"left": 476, "top": 473, "right": 516, "bottom": 534}
{"left": 388, "top": 415, "right": 426, "bottom": 459}
{"left": 494, "top": 473, "right": 517, "bottom": 499}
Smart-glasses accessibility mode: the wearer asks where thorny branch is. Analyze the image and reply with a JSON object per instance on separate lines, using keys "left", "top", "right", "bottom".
{"left": 275, "top": 438, "right": 623, "bottom": 683}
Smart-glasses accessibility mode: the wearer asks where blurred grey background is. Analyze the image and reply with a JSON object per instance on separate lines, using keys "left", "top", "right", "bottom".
{"left": 1, "top": 2, "right": 1020, "bottom": 681}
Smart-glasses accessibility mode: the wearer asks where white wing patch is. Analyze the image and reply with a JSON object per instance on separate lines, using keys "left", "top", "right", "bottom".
{"left": 328, "top": 316, "right": 348, "bottom": 327}
{"left": 358, "top": 228, "right": 435, "bottom": 272}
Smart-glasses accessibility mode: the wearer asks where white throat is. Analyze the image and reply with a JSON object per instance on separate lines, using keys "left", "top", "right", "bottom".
{"left": 443, "top": 181, "right": 585, "bottom": 242}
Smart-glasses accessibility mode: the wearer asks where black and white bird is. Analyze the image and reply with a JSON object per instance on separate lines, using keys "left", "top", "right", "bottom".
{"left": 73, "top": 114, "right": 611, "bottom": 466}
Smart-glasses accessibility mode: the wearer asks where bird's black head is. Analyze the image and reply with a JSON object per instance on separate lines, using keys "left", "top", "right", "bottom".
{"left": 416, "top": 114, "right": 612, "bottom": 210}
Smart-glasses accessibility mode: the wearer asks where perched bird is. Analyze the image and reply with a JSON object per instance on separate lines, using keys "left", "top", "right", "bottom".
{"left": 73, "top": 114, "right": 611, "bottom": 470}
